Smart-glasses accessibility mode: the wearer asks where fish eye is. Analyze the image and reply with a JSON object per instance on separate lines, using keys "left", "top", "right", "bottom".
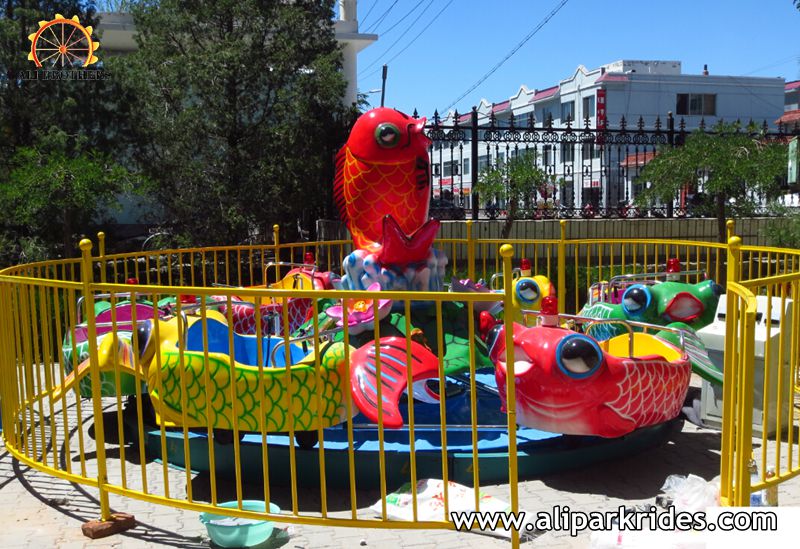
{"left": 622, "top": 284, "right": 651, "bottom": 316}
{"left": 486, "top": 324, "right": 503, "bottom": 358}
{"left": 374, "top": 123, "right": 401, "bottom": 148}
{"left": 556, "top": 335, "right": 603, "bottom": 378}
{"left": 136, "top": 321, "right": 153, "bottom": 356}
{"left": 515, "top": 278, "right": 540, "bottom": 305}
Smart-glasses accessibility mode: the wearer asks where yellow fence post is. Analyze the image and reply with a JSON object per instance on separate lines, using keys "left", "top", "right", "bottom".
{"left": 726, "top": 220, "right": 735, "bottom": 242}
{"left": 727, "top": 235, "right": 741, "bottom": 284}
{"left": 466, "top": 220, "right": 475, "bottom": 281}
{"left": 557, "top": 220, "right": 567, "bottom": 314}
{"left": 272, "top": 224, "right": 280, "bottom": 284}
{"left": 719, "top": 235, "right": 759, "bottom": 506}
{"left": 0, "top": 283, "right": 13, "bottom": 438}
{"left": 97, "top": 231, "right": 106, "bottom": 284}
{"left": 720, "top": 235, "right": 741, "bottom": 504}
{"left": 79, "top": 239, "right": 112, "bottom": 521}
{"left": 499, "top": 244, "right": 520, "bottom": 549}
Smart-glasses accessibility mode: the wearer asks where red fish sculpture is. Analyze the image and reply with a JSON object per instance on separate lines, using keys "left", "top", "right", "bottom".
{"left": 489, "top": 323, "right": 691, "bottom": 438}
{"left": 333, "top": 107, "right": 439, "bottom": 265}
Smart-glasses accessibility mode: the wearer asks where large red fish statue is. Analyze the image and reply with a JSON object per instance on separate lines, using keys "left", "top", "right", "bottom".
{"left": 334, "top": 108, "right": 440, "bottom": 266}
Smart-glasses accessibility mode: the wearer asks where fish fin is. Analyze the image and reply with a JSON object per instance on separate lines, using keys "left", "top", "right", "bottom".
{"left": 657, "top": 323, "right": 721, "bottom": 385}
{"left": 332, "top": 145, "right": 348, "bottom": 224}
{"left": 350, "top": 336, "right": 440, "bottom": 428}
{"left": 377, "top": 216, "right": 440, "bottom": 265}
{"left": 597, "top": 405, "right": 637, "bottom": 438}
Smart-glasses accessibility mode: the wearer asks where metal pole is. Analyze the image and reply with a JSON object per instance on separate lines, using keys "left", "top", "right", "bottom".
{"left": 499, "top": 244, "right": 520, "bottom": 548}
{"left": 667, "top": 112, "right": 675, "bottom": 218}
{"left": 79, "top": 239, "right": 112, "bottom": 521}
{"left": 380, "top": 65, "right": 387, "bottom": 108}
{"left": 471, "top": 107, "right": 479, "bottom": 220}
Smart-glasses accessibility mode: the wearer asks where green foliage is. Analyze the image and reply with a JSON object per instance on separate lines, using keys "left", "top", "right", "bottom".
{"left": 115, "top": 0, "right": 353, "bottom": 246}
{"left": 0, "top": 2, "right": 131, "bottom": 154}
{"left": 635, "top": 121, "right": 788, "bottom": 241}
{"left": 0, "top": 2, "right": 141, "bottom": 263}
{"left": 474, "top": 154, "right": 562, "bottom": 238}
{"left": 765, "top": 204, "right": 800, "bottom": 249}
{"left": 0, "top": 128, "right": 137, "bottom": 260}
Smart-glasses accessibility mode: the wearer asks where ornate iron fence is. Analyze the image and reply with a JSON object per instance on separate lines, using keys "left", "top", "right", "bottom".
{"left": 425, "top": 108, "right": 800, "bottom": 220}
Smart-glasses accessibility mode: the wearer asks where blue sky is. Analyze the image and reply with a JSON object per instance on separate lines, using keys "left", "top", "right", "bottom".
{"left": 352, "top": 0, "right": 800, "bottom": 118}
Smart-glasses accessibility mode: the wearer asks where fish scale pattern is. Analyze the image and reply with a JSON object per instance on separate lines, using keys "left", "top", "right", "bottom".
{"left": 210, "top": 298, "right": 312, "bottom": 337}
{"left": 341, "top": 148, "right": 428, "bottom": 249}
{"left": 149, "top": 342, "right": 349, "bottom": 432}
{"left": 607, "top": 359, "right": 691, "bottom": 427}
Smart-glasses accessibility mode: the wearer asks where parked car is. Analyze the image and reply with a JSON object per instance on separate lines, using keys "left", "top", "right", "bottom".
{"left": 429, "top": 199, "right": 466, "bottom": 220}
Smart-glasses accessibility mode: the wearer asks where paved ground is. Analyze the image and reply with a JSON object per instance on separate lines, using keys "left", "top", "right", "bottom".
{"left": 2, "top": 377, "right": 800, "bottom": 548}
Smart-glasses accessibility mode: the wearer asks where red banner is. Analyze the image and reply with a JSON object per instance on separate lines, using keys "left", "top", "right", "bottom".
{"left": 596, "top": 88, "right": 606, "bottom": 145}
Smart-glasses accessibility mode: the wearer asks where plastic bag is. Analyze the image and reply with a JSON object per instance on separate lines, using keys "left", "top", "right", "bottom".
{"left": 660, "top": 474, "right": 719, "bottom": 513}
{"left": 370, "top": 479, "right": 534, "bottom": 539}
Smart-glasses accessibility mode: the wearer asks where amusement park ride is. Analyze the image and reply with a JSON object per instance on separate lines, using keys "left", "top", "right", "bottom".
{"left": 53, "top": 108, "right": 728, "bottom": 488}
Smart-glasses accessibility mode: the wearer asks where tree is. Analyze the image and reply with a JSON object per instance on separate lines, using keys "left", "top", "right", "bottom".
{"left": 0, "top": 2, "right": 134, "bottom": 155}
{"left": 115, "top": 0, "right": 352, "bottom": 246}
{"left": 635, "top": 122, "right": 788, "bottom": 242}
{"left": 0, "top": 128, "right": 136, "bottom": 260}
{"left": 474, "top": 154, "right": 558, "bottom": 239}
{"left": 0, "top": 2, "right": 139, "bottom": 262}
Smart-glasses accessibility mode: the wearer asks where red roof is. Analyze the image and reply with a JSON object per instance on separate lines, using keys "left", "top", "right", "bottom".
{"left": 529, "top": 85, "right": 558, "bottom": 103}
{"left": 492, "top": 100, "right": 510, "bottom": 113}
{"left": 619, "top": 151, "right": 657, "bottom": 168}
{"left": 597, "top": 73, "right": 629, "bottom": 83}
{"left": 777, "top": 109, "right": 800, "bottom": 126}
{"left": 786, "top": 80, "right": 800, "bottom": 92}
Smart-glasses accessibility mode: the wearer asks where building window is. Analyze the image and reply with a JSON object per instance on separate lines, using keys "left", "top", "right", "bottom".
{"left": 443, "top": 160, "right": 455, "bottom": 177}
{"left": 561, "top": 101, "right": 575, "bottom": 121}
{"left": 561, "top": 143, "right": 574, "bottom": 163}
{"left": 582, "top": 141, "right": 600, "bottom": 160}
{"left": 478, "top": 154, "right": 490, "bottom": 172}
{"left": 582, "top": 95, "right": 595, "bottom": 119}
{"left": 539, "top": 107, "right": 554, "bottom": 124}
{"left": 463, "top": 159, "right": 470, "bottom": 175}
{"left": 497, "top": 151, "right": 505, "bottom": 163}
{"left": 514, "top": 113, "right": 530, "bottom": 127}
{"left": 676, "top": 93, "right": 716, "bottom": 116}
{"left": 542, "top": 145, "right": 552, "bottom": 165}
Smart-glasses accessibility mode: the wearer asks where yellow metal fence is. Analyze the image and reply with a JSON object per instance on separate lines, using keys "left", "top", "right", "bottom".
{"left": 0, "top": 220, "right": 798, "bottom": 547}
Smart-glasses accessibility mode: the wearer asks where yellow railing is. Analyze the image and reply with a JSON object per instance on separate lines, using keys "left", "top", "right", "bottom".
{"left": 721, "top": 235, "right": 800, "bottom": 506}
{"left": 0, "top": 220, "right": 799, "bottom": 547}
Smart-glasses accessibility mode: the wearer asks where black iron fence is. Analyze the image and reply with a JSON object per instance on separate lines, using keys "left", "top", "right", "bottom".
{"left": 424, "top": 108, "right": 800, "bottom": 220}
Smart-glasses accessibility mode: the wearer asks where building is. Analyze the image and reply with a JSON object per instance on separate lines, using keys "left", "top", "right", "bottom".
{"left": 778, "top": 80, "right": 800, "bottom": 128}
{"left": 431, "top": 60, "right": 786, "bottom": 211}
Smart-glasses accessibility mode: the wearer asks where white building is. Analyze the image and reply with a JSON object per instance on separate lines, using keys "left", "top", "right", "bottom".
{"left": 432, "top": 60, "right": 786, "bottom": 211}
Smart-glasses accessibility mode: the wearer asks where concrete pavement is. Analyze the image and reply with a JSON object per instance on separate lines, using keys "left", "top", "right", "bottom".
{"left": 2, "top": 378, "right": 799, "bottom": 548}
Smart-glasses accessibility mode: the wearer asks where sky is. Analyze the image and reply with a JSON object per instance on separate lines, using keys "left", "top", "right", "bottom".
{"left": 349, "top": 0, "right": 800, "bottom": 118}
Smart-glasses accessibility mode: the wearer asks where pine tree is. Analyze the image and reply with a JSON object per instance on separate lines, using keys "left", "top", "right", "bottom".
{"left": 0, "top": 2, "right": 137, "bottom": 261}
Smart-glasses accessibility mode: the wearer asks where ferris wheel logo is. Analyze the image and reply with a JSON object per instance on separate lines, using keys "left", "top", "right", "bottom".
{"left": 27, "top": 14, "right": 100, "bottom": 68}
